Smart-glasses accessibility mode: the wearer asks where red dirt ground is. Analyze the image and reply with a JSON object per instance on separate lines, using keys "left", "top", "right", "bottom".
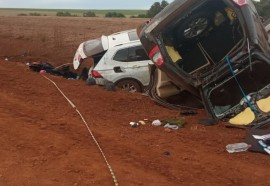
{"left": 0, "top": 16, "right": 270, "bottom": 186}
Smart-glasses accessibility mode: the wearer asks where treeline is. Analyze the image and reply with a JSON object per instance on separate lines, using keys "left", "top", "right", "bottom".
{"left": 18, "top": 12, "right": 47, "bottom": 16}
{"left": 17, "top": 1, "right": 270, "bottom": 19}
{"left": 131, "top": 0, "right": 169, "bottom": 18}
{"left": 56, "top": 11, "right": 78, "bottom": 17}
{"left": 17, "top": 1, "right": 169, "bottom": 18}
{"left": 54, "top": 0, "right": 169, "bottom": 18}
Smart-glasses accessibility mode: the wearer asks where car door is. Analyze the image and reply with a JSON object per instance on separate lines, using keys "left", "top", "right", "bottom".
{"left": 96, "top": 44, "right": 152, "bottom": 85}
{"left": 96, "top": 45, "right": 129, "bottom": 82}
{"left": 126, "top": 45, "right": 152, "bottom": 86}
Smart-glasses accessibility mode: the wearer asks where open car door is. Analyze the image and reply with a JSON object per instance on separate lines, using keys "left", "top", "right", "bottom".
{"left": 73, "top": 36, "right": 109, "bottom": 70}
{"left": 73, "top": 29, "right": 137, "bottom": 70}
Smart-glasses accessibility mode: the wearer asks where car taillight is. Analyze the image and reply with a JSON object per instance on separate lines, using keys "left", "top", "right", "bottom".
{"left": 91, "top": 70, "right": 103, "bottom": 78}
{"left": 232, "top": 0, "right": 248, "bottom": 6}
{"left": 149, "top": 45, "right": 164, "bottom": 67}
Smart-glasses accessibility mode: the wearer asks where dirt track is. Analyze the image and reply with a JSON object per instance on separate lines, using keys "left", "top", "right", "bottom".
{"left": 1, "top": 16, "right": 270, "bottom": 186}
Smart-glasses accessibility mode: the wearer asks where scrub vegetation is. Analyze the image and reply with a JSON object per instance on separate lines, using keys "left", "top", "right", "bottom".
{"left": 0, "top": 0, "right": 169, "bottom": 18}
{"left": 0, "top": 8, "right": 147, "bottom": 17}
{"left": 1, "top": 0, "right": 269, "bottom": 18}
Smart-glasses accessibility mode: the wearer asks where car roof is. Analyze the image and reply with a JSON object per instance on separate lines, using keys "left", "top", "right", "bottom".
{"left": 105, "top": 29, "right": 139, "bottom": 49}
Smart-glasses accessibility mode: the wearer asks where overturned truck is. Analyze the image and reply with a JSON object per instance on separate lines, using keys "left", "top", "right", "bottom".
{"left": 137, "top": 0, "right": 270, "bottom": 127}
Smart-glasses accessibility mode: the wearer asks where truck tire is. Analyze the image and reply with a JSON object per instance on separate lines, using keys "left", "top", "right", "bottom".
{"left": 176, "top": 11, "right": 213, "bottom": 42}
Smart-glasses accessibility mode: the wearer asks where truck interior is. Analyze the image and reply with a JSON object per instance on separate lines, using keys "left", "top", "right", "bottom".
{"left": 162, "top": 0, "right": 244, "bottom": 76}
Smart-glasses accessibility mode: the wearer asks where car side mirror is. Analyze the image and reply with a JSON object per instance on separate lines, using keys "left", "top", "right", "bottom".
{"left": 113, "top": 66, "right": 125, "bottom": 73}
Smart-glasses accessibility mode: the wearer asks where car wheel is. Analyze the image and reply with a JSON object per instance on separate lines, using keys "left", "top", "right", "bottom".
{"left": 176, "top": 12, "right": 212, "bottom": 41}
{"left": 116, "top": 79, "right": 142, "bottom": 93}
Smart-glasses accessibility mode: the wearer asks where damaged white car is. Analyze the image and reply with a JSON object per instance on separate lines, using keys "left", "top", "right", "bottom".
{"left": 73, "top": 29, "right": 152, "bottom": 92}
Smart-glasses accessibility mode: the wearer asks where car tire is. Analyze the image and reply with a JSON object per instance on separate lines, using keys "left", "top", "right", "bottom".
{"left": 116, "top": 79, "right": 142, "bottom": 93}
{"left": 176, "top": 12, "right": 212, "bottom": 41}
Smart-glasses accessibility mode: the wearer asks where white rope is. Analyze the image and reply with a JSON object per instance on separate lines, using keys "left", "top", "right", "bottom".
{"left": 41, "top": 74, "right": 119, "bottom": 186}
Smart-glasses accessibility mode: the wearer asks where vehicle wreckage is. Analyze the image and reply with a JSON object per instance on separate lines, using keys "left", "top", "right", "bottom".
{"left": 137, "top": 0, "right": 270, "bottom": 127}
{"left": 73, "top": 29, "right": 152, "bottom": 92}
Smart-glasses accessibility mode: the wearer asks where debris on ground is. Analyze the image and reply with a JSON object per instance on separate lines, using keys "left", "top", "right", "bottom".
{"left": 86, "top": 77, "right": 97, "bottom": 85}
{"left": 152, "top": 119, "right": 162, "bottom": 126}
{"left": 151, "top": 117, "right": 186, "bottom": 129}
{"left": 138, "top": 120, "right": 146, "bottom": 125}
{"left": 27, "top": 61, "right": 78, "bottom": 79}
{"left": 245, "top": 129, "right": 270, "bottom": 155}
{"left": 162, "top": 117, "right": 186, "bottom": 128}
{"left": 180, "top": 110, "right": 198, "bottom": 116}
{"left": 163, "top": 151, "right": 171, "bottom": 156}
{"left": 164, "top": 123, "right": 179, "bottom": 130}
{"left": 129, "top": 120, "right": 149, "bottom": 128}
{"left": 129, "top": 122, "right": 139, "bottom": 128}
{"left": 226, "top": 142, "right": 250, "bottom": 153}
{"left": 86, "top": 77, "right": 116, "bottom": 91}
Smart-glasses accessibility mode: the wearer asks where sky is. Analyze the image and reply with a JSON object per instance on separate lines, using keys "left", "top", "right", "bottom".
{"left": 0, "top": 0, "right": 174, "bottom": 9}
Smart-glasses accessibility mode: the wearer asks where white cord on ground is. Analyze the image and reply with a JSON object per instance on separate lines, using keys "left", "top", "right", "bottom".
{"left": 41, "top": 74, "right": 119, "bottom": 186}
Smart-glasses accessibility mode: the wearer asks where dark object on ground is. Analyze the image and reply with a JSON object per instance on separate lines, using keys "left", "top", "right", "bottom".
{"left": 199, "top": 118, "right": 218, "bottom": 126}
{"left": 86, "top": 77, "right": 115, "bottom": 91}
{"left": 245, "top": 128, "right": 270, "bottom": 154}
{"left": 27, "top": 62, "right": 78, "bottom": 79}
{"left": 86, "top": 78, "right": 96, "bottom": 85}
{"left": 27, "top": 62, "right": 54, "bottom": 72}
{"left": 225, "top": 124, "right": 248, "bottom": 129}
{"left": 54, "top": 66, "right": 78, "bottom": 79}
{"left": 104, "top": 81, "right": 116, "bottom": 91}
{"left": 180, "top": 111, "right": 198, "bottom": 116}
{"left": 163, "top": 151, "right": 171, "bottom": 156}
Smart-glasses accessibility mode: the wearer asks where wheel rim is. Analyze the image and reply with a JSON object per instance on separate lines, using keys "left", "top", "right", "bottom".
{"left": 183, "top": 17, "right": 208, "bottom": 39}
{"left": 121, "top": 83, "right": 137, "bottom": 93}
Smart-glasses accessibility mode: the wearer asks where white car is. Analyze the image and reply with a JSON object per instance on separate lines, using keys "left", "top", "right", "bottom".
{"left": 73, "top": 29, "right": 152, "bottom": 92}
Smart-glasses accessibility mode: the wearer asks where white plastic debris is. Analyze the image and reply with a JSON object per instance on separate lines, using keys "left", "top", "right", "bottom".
{"left": 164, "top": 123, "right": 179, "bottom": 130}
{"left": 129, "top": 122, "right": 138, "bottom": 127}
{"left": 152, "top": 119, "right": 162, "bottom": 126}
{"left": 138, "top": 120, "right": 146, "bottom": 125}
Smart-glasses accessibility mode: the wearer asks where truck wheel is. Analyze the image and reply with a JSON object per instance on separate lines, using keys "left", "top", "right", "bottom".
{"left": 176, "top": 12, "right": 212, "bottom": 41}
{"left": 116, "top": 79, "right": 142, "bottom": 93}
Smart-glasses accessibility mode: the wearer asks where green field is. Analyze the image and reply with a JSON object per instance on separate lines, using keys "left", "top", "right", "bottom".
{"left": 0, "top": 8, "right": 147, "bottom": 17}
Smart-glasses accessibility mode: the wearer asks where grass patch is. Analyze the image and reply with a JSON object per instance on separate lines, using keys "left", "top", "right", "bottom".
{"left": 0, "top": 8, "right": 147, "bottom": 17}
